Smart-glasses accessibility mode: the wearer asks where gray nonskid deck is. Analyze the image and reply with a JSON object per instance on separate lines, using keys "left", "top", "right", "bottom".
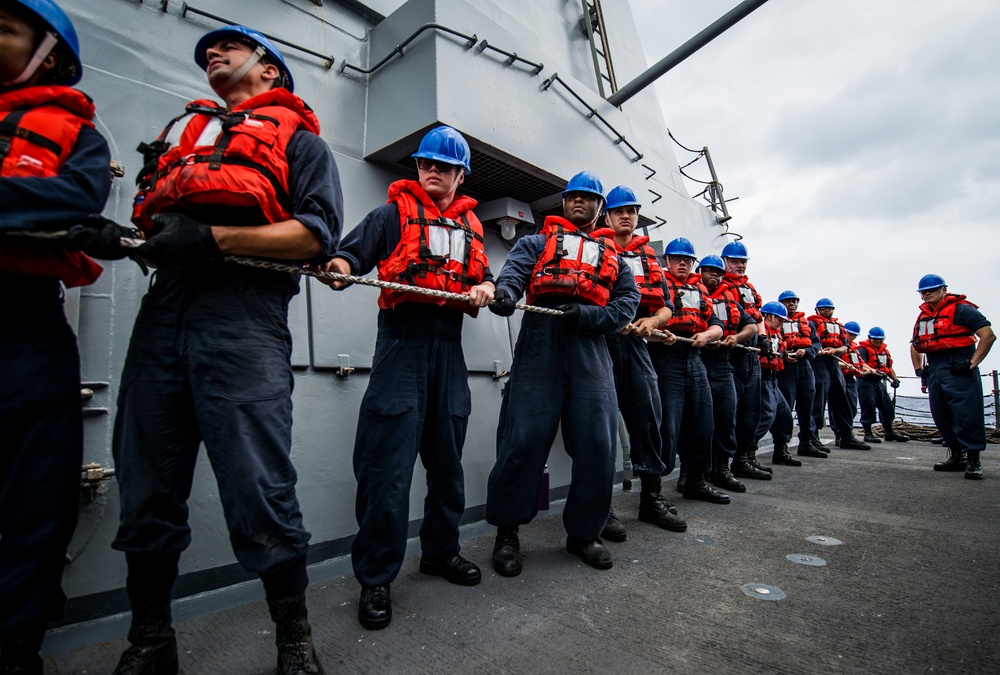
{"left": 45, "top": 438, "right": 999, "bottom": 674}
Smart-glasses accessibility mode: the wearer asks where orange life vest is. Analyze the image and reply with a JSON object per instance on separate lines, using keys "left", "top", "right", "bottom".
{"left": 841, "top": 342, "right": 864, "bottom": 376}
{"left": 620, "top": 235, "right": 665, "bottom": 313}
{"left": 758, "top": 322, "right": 785, "bottom": 372}
{"left": 376, "top": 180, "right": 487, "bottom": 316}
{"left": 808, "top": 314, "right": 845, "bottom": 349}
{"left": 911, "top": 294, "right": 979, "bottom": 353}
{"left": 526, "top": 216, "right": 619, "bottom": 307}
{"left": 859, "top": 340, "right": 893, "bottom": 374}
{"left": 0, "top": 85, "right": 102, "bottom": 287}
{"left": 723, "top": 273, "right": 762, "bottom": 321}
{"left": 781, "top": 311, "right": 813, "bottom": 350}
{"left": 706, "top": 282, "right": 741, "bottom": 337}
{"left": 131, "top": 88, "right": 318, "bottom": 234}
{"left": 662, "top": 271, "right": 711, "bottom": 336}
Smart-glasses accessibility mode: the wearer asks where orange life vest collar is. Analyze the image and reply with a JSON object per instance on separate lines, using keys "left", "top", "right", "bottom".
{"left": 526, "top": 215, "right": 619, "bottom": 307}
{"left": 377, "top": 180, "right": 487, "bottom": 316}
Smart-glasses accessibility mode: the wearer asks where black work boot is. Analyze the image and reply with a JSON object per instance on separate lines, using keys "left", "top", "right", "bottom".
{"left": 840, "top": 432, "right": 871, "bottom": 450}
{"left": 965, "top": 451, "right": 984, "bottom": 480}
{"left": 884, "top": 428, "right": 910, "bottom": 442}
{"left": 772, "top": 441, "right": 802, "bottom": 467}
{"left": 113, "top": 554, "right": 180, "bottom": 675}
{"left": 810, "top": 434, "right": 828, "bottom": 451}
{"left": 833, "top": 430, "right": 842, "bottom": 448}
{"left": 492, "top": 527, "right": 522, "bottom": 577}
{"left": 0, "top": 620, "right": 46, "bottom": 675}
{"left": 601, "top": 509, "right": 627, "bottom": 542}
{"left": 709, "top": 452, "right": 746, "bottom": 492}
{"left": 863, "top": 425, "right": 882, "bottom": 444}
{"left": 797, "top": 440, "right": 827, "bottom": 458}
{"left": 933, "top": 449, "right": 968, "bottom": 472}
{"left": 731, "top": 449, "right": 771, "bottom": 480}
{"left": 682, "top": 472, "right": 730, "bottom": 504}
{"left": 262, "top": 557, "right": 323, "bottom": 674}
{"left": 746, "top": 444, "right": 772, "bottom": 474}
{"left": 637, "top": 475, "right": 687, "bottom": 532}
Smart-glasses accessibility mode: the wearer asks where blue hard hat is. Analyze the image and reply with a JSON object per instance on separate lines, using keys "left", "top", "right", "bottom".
{"left": 844, "top": 321, "right": 861, "bottom": 335}
{"left": 664, "top": 237, "right": 697, "bottom": 259}
{"left": 697, "top": 255, "right": 725, "bottom": 272}
{"left": 761, "top": 301, "right": 788, "bottom": 319}
{"left": 562, "top": 171, "right": 605, "bottom": 202}
{"left": 605, "top": 185, "right": 641, "bottom": 211}
{"left": 411, "top": 126, "right": 472, "bottom": 174}
{"left": 868, "top": 326, "right": 885, "bottom": 339}
{"left": 195, "top": 25, "right": 294, "bottom": 92}
{"left": 721, "top": 240, "right": 748, "bottom": 260}
{"left": 917, "top": 273, "right": 946, "bottom": 292}
{"left": 815, "top": 298, "right": 835, "bottom": 309}
{"left": 12, "top": 0, "right": 82, "bottom": 85}
{"left": 778, "top": 290, "right": 799, "bottom": 302}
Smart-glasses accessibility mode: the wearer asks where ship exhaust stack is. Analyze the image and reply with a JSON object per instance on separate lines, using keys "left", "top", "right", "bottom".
{"left": 606, "top": 0, "right": 770, "bottom": 108}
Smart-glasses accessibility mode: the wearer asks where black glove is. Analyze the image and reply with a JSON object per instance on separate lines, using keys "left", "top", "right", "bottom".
{"left": 950, "top": 358, "right": 973, "bottom": 376}
{"left": 138, "top": 213, "right": 221, "bottom": 265}
{"left": 758, "top": 337, "right": 774, "bottom": 356}
{"left": 890, "top": 379, "right": 900, "bottom": 389}
{"left": 914, "top": 368, "right": 926, "bottom": 378}
{"left": 63, "top": 215, "right": 137, "bottom": 260}
{"left": 555, "top": 303, "right": 581, "bottom": 328}
{"left": 489, "top": 289, "right": 516, "bottom": 317}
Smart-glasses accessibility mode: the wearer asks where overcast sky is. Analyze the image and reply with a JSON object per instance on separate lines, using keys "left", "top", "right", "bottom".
{"left": 629, "top": 0, "right": 1000, "bottom": 398}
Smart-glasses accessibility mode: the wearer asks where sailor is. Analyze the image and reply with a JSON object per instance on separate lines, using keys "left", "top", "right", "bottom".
{"left": 320, "top": 126, "right": 494, "bottom": 630}
{"left": 807, "top": 299, "right": 871, "bottom": 451}
{"left": 776, "top": 290, "right": 824, "bottom": 457}
{"left": 600, "top": 185, "right": 687, "bottom": 543}
{"left": 647, "top": 238, "right": 729, "bottom": 504}
{"left": 857, "top": 327, "right": 910, "bottom": 444}
{"left": 754, "top": 302, "right": 799, "bottom": 466}
{"left": 720, "top": 241, "right": 771, "bottom": 477}
{"left": 831, "top": 321, "right": 865, "bottom": 446}
{"left": 111, "top": 26, "right": 342, "bottom": 675}
{"left": 0, "top": 2, "right": 114, "bottom": 672}
{"left": 486, "top": 171, "right": 639, "bottom": 574}
{"left": 696, "top": 255, "right": 765, "bottom": 491}
{"left": 910, "top": 274, "right": 995, "bottom": 478}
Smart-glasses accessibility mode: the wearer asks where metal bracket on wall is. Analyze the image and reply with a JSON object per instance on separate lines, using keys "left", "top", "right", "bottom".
{"left": 491, "top": 360, "right": 509, "bottom": 381}
{"left": 336, "top": 354, "right": 355, "bottom": 379}
{"left": 177, "top": 3, "right": 335, "bottom": 69}
{"left": 476, "top": 40, "right": 543, "bottom": 74}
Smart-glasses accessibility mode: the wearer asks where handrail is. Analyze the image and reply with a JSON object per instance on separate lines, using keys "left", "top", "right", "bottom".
{"left": 476, "top": 40, "right": 543, "bottom": 74}
{"left": 340, "top": 23, "right": 477, "bottom": 74}
{"left": 540, "top": 73, "right": 642, "bottom": 162}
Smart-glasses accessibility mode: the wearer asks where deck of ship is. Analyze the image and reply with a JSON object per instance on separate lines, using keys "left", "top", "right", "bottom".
{"left": 43, "top": 436, "right": 999, "bottom": 674}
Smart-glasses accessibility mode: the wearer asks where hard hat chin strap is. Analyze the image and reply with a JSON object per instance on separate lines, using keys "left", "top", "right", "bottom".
{"left": 1, "top": 32, "right": 59, "bottom": 86}
{"left": 215, "top": 45, "right": 265, "bottom": 95}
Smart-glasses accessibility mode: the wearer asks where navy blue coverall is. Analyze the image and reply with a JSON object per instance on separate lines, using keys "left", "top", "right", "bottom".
{"left": 777, "top": 324, "right": 819, "bottom": 442}
{"left": 1, "top": 127, "right": 111, "bottom": 634}
{"left": 731, "top": 338, "right": 762, "bottom": 454}
{"left": 604, "top": 299, "right": 674, "bottom": 478}
{"left": 857, "top": 346, "right": 897, "bottom": 430}
{"left": 485, "top": 235, "right": 638, "bottom": 542}
{"left": 702, "top": 308, "right": 756, "bottom": 462}
{"left": 921, "top": 305, "right": 991, "bottom": 454}
{"left": 758, "top": 366, "right": 794, "bottom": 447}
{"left": 647, "top": 305, "right": 725, "bottom": 477}
{"left": 336, "top": 201, "right": 493, "bottom": 588}
{"left": 111, "top": 131, "right": 342, "bottom": 575}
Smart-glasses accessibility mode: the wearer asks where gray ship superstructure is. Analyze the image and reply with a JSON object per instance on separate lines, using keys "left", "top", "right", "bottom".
{"left": 58, "top": 0, "right": 734, "bottom": 624}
